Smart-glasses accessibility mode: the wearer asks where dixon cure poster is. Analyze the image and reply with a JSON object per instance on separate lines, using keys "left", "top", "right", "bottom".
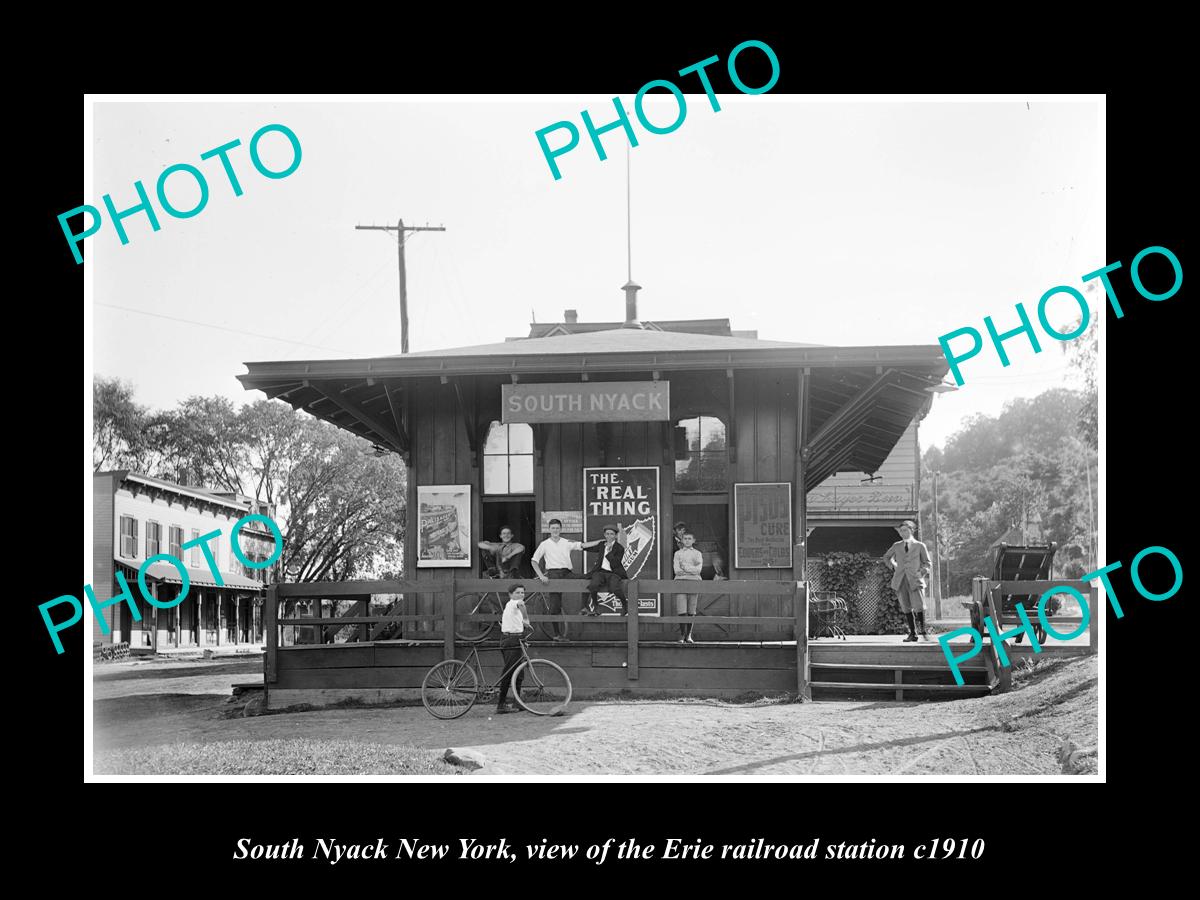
{"left": 583, "top": 467, "right": 660, "bottom": 613}
{"left": 734, "top": 482, "right": 793, "bottom": 568}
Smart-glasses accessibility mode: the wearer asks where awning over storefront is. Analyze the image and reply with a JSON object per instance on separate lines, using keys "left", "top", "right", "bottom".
{"left": 115, "top": 558, "right": 265, "bottom": 592}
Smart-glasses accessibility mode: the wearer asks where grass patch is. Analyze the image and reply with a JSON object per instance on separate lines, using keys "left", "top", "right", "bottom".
{"left": 1011, "top": 655, "right": 1073, "bottom": 686}
{"left": 94, "top": 739, "right": 468, "bottom": 775}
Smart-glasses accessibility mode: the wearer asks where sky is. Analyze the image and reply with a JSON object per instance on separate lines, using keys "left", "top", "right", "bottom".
{"left": 90, "top": 97, "right": 1102, "bottom": 451}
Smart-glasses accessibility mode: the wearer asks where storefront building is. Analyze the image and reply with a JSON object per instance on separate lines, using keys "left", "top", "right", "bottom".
{"left": 92, "top": 471, "right": 275, "bottom": 651}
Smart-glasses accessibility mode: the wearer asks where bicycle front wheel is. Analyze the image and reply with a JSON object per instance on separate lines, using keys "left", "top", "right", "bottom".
{"left": 422, "top": 660, "right": 479, "bottom": 719}
{"left": 512, "top": 658, "right": 572, "bottom": 716}
{"left": 454, "top": 592, "right": 501, "bottom": 643}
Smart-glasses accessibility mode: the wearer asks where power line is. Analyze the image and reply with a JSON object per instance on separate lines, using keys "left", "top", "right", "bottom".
{"left": 290, "top": 258, "right": 393, "bottom": 353}
{"left": 96, "top": 302, "right": 350, "bottom": 353}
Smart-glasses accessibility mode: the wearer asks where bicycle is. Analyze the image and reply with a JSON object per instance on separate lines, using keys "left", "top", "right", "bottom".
{"left": 421, "top": 634, "right": 572, "bottom": 719}
{"left": 454, "top": 575, "right": 573, "bottom": 643}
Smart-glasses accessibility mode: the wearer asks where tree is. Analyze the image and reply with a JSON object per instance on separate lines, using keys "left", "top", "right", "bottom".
{"left": 1066, "top": 316, "right": 1098, "bottom": 447}
{"left": 157, "top": 396, "right": 249, "bottom": 492}
{"left": 920, "top": 387, "right": 1098, "bottom": 594}
{"left": 94, "top": 377, "right": 142, "bottom": 471}
{"left": 93, "top": 376, "right": 174, "bottom": 473}
{"left": 279, "top": 422, "right": 406, "bottom": 582}
{"left": 93, "top": 379, "right": 409, "bottom": 580}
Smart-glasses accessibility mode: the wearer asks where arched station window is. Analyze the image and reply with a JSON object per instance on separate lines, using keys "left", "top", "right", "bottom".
{"left": 483, "top": 421, "right": 534, "bottom": 495}
{"left": 674, "top": 415, "right": 728, "bottom": 492}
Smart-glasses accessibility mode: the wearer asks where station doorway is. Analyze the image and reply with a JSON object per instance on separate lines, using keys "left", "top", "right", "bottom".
{"left": 480, "top": 500, "right": 537, "bottom": 577}
{"left": 673, "top": 502, "right": 729, "bottom": 579}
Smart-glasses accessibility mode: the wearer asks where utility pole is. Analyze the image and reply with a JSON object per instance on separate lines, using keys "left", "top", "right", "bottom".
{"left": 355, "top": 219, "right": 446, "bottom": 353}
{"left": 931, "top": 469, "right": 943, "bottom": 618}
{"left": 1082, "top": 446, "right": 1096, "bottom": 568}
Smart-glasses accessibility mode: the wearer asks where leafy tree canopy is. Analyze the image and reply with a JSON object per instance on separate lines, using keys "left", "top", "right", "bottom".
{"left": 921, "top": 387, "right": 1097, "bottom": 594}
{"left": 93, "top": 377, "right": 407, "bottom": 581}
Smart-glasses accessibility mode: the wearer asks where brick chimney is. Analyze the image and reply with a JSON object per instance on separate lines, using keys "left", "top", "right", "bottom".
{"left": 564, "top": 309, "right": 578, "bottom": 324}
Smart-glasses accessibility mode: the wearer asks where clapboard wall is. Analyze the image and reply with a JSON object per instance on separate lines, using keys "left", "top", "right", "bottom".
{"left": 401, "top": 370, "right": 802, "bottom": 641}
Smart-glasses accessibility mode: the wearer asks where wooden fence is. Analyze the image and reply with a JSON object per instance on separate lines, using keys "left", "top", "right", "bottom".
{"left": 968, "top": 575, "right": 1098, "bottom": 691}
{"left": 264, "top": 578, "right": 810, "bottom": 702}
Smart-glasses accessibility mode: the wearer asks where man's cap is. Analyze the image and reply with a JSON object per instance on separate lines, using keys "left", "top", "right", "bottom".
{"left": 603, "top": 525, "right": 619, "bottom": 535}
{"left": 898, "top": 519, "right": 917, "bottom": 530}
{"left": 674, "top": 521, "right": 688, "bottom": 530}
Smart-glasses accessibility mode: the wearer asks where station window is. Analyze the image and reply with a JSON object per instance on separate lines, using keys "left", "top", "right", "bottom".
{"left": 674, "top": 416, "right": 728, "bottom": 492}
{"left": 119, "top": 516, "right": 138, "bottom": 558}
{"left": 169, "top": 525, "right": 184, "bottom": 559}
{"left": 145, "top": 521, "right": 162, "bottom": 558}
{"left": 483, "top": 421, "right": 534, "bottom": 495}
{"left": 189, "top": 529, "right": 201, "bottom": 567}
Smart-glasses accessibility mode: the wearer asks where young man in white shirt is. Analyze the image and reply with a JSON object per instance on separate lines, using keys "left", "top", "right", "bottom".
{"left": 496, "top": 584, "right": 531, "bottom": 714}
{"left": 531, "top": 519, "right": 603, "bottom": 641}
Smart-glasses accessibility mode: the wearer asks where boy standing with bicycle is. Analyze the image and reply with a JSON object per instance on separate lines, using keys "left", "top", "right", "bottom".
{"left": 496, "top": 584, "right": 532, "bottom": 714}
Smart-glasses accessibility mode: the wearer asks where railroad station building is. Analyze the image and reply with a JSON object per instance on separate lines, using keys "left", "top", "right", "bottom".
{"left": 238, "top": 285, "right": 950, "bottom": 636}
{"left": 234, "top": 288, "right": 1102, "bottom": 707}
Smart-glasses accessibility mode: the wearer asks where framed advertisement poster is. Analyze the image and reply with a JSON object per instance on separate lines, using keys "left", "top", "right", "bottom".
{"left": 416, "top": 485, "right": 471, "bottom": 567}
{"left": 583, "top": 466, "right": 660, "bottom": 614}
{"left": 540, "top": 510, "right": 584, "bottom": 534}
{"left": 734, "top": 482, "right": 793, "bottom": 569}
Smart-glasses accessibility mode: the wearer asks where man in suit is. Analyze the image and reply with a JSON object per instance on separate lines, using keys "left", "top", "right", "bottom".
{"left": 585, "top": 524, "right": 631, "bottom": 615}
{"left": 883, "top": 520, "right": 933, "bottom": 642}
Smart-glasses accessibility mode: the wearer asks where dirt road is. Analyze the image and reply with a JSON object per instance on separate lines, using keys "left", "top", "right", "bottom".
{"left": 93, "top": 655, "right": 1097, "bottom": 776}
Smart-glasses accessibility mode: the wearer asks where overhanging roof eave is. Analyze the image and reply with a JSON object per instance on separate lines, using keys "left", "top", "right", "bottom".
{"left": 238, "top": 345, "right": 950, "bottom": 390}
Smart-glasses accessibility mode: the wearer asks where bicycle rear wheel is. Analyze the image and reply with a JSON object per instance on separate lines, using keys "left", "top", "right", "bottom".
{"left": 526, "top": 593, "right": 567, "bottom": 642}
{"left": 454, "top": 592, "right": 501, "bottom": 642}
{"left": 512, "top": 658, "right": 572, "bottom": 716}
{"left": 422, "top": 660, "right": 479, "bottom": 719}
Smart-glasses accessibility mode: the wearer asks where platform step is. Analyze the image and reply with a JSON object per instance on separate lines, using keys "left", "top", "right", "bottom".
{"left": 809, "top": 680, "right": 991, "bottom": 694}
{"left": 809, "top": 661, "right": 986, "bottom": 672}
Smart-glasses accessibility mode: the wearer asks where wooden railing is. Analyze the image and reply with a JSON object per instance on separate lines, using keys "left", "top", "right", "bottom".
{"left": 806, "top": 483, "right": 916, "bottom": 512}
{"left": 969, "top": 576, "right": 1098, "bottom": 692}
{"left": 265, "top": 578, "right": 811, "bottom": 697}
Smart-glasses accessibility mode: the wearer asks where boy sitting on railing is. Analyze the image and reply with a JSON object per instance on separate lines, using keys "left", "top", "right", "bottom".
{"left": 477, "top": 526, "right": 525, "bottom": 579}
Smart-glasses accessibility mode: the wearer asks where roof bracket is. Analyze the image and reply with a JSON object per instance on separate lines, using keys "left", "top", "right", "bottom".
{"left": 803, "top": 369, "right": 897, "bottom": 478}
{"left": 452, "top": 379, "right": 480, "bottom": 467}
{"left": 383, "top": 383, "right": 411, "bottom": 463}
{"left": 312, "top": 383, "right": 406, "bottom": 457}
{"left": 726, "top": 369, "right": 738, "bottom": 464}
